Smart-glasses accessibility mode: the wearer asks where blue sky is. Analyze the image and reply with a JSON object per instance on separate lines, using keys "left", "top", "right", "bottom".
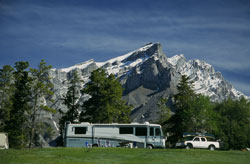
{"left": 0, "top": 0, "right": 250, "bottom": 96}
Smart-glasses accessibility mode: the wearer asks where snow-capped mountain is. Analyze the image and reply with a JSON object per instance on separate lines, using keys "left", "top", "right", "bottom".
{"left": 47, "top": 42, "right": 248, "bottom": 130}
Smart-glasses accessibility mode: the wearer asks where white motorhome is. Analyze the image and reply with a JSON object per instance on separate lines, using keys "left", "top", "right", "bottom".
{"left": 64, "top": 122, "right": 166, "bottom": 148}
{"left": 0, "top": 133, "right": 9, "bottom": 149}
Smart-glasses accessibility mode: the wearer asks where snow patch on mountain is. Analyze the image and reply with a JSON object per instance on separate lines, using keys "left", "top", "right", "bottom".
{"left": 60, "top": 59, "right": 95, "bottom": 73}
{"left": 167, "top": 54, "right": 185, "bottom": 66}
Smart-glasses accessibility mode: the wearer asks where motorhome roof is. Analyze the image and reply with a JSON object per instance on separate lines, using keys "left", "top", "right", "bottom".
{"left": 68, "top": 122, "right": 161, "bottom": 127}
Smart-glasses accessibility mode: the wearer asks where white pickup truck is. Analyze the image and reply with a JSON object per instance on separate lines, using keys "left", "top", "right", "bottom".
{"left": 175, "top": 136, "right": 220, "bottom": 150}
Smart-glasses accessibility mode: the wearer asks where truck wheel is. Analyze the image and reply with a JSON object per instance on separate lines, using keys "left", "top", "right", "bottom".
{"left": 186, "top": 143, "right": 193, "bottom": 149}
{"left": 209, "top": 145, "right": 215, "bottom": 151}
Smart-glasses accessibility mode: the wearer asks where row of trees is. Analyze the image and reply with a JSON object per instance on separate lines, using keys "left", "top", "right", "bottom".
{"left": 160, "top": 75, "right": 250, "bottom": 150}
{"left": 0, "top": 62, "right": 131, "bottom": 148}
{"left": 0, "top": 61, "right": 55, "bottom": 148}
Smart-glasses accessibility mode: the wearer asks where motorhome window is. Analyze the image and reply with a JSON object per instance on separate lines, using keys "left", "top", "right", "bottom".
{"left": 155, "top": 128, "right": 161, "bottom": 136}
{"left": 74, "top": 127, "right": 87, "bottom": 134}
{"left": 135, "top": 127, "right": 147, "bottom": 136}
{"left": 119, "top": 127, "right": 133, "bottom": 134}
{"left": 150, "top": 127, "right": 154, "bottom": 136}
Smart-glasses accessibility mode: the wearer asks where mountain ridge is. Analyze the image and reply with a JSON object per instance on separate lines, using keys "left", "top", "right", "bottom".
{"left": 57, "top": 42, "right": 247, "bottom": 100}
{"left": 48, "top": 42, "right": 248, "bottom": 124}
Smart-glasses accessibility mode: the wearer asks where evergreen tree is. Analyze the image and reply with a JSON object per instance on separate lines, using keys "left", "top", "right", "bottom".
{"left": 166, "top": 75, "right": 196, "bottom": 143}
{"left": 28, "top": 60, "right": 55, "bottom": 148}
{"left": 80, "top": 68, "right": 131, "bottom": 123}
{"left": 6, "top": 61, "right": 31, "bottom": 148}
{"left": 0, "top": 65, "right": 14, "bottom": 131}
{"left": 59, "top": 71, "right": 82, "bottom": 137}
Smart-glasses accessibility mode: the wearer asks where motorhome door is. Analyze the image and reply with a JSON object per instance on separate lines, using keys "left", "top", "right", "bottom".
{"left": 148, "top": 127, "right": 162, "bottom": 148}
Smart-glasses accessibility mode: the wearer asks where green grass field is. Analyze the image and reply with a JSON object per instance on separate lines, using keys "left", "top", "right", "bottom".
{"left": 0, "top": 148, "right": 249, "bottom": 164}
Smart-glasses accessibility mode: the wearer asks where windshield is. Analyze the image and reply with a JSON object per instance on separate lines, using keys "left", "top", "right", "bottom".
{"left": 150, "top": 126, "right": 163, "bottom": 137}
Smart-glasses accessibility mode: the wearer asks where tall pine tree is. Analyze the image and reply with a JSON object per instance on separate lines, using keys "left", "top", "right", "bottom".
{"left": 59, "top": 71, "right": 82, "bottom": 136}
{"left": 28, "top": 60, "right": 55, "bottom": 148}
{"left": 0, "top": 65, "right": 14, "bottom": 131}
{"left": 80, "top": 68, "right": 131, "bottom": 123}
{"left": 166, "top": 75, "right": 196, "bottom": 143}
{"left": 6, "top": 61, "right": 31, "bottom": 148}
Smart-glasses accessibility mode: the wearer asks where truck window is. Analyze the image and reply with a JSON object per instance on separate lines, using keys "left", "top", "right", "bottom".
{"left": 201, "top": 137, "right": 206, "bottom": 142}
{"left": 119, "top": 127, "right": 133, "bottom": 134}
{"left": 150, "top": 127, "right": 154, "bottom": 136}
{"left": 194, "top": 137, "right": 200, "bottom": 141}
{"left": 135, "top": 127, "right": 147, "bottom": 136}
{"left": 74, "top": 127, "right": 87, "bottom": 134}
{"left": 155, "top": 128, "right": 161, "bottom": 136}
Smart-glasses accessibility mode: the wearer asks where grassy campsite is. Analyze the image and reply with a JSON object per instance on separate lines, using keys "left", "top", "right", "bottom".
{"left": 1, "top": 148, "right": 250, "bottom": 164}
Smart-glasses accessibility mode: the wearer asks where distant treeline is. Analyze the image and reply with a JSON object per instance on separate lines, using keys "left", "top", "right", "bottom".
{"left": 0, "top": 60, "right": 249, "bottom": 150}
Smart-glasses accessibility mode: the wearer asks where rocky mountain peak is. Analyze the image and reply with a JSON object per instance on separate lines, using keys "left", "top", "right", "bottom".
{"left": 122, "top": 42, "right": 166, "bottom": 63}
{"left": 54, "top": 42, "right": 248, "bottom": 103}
